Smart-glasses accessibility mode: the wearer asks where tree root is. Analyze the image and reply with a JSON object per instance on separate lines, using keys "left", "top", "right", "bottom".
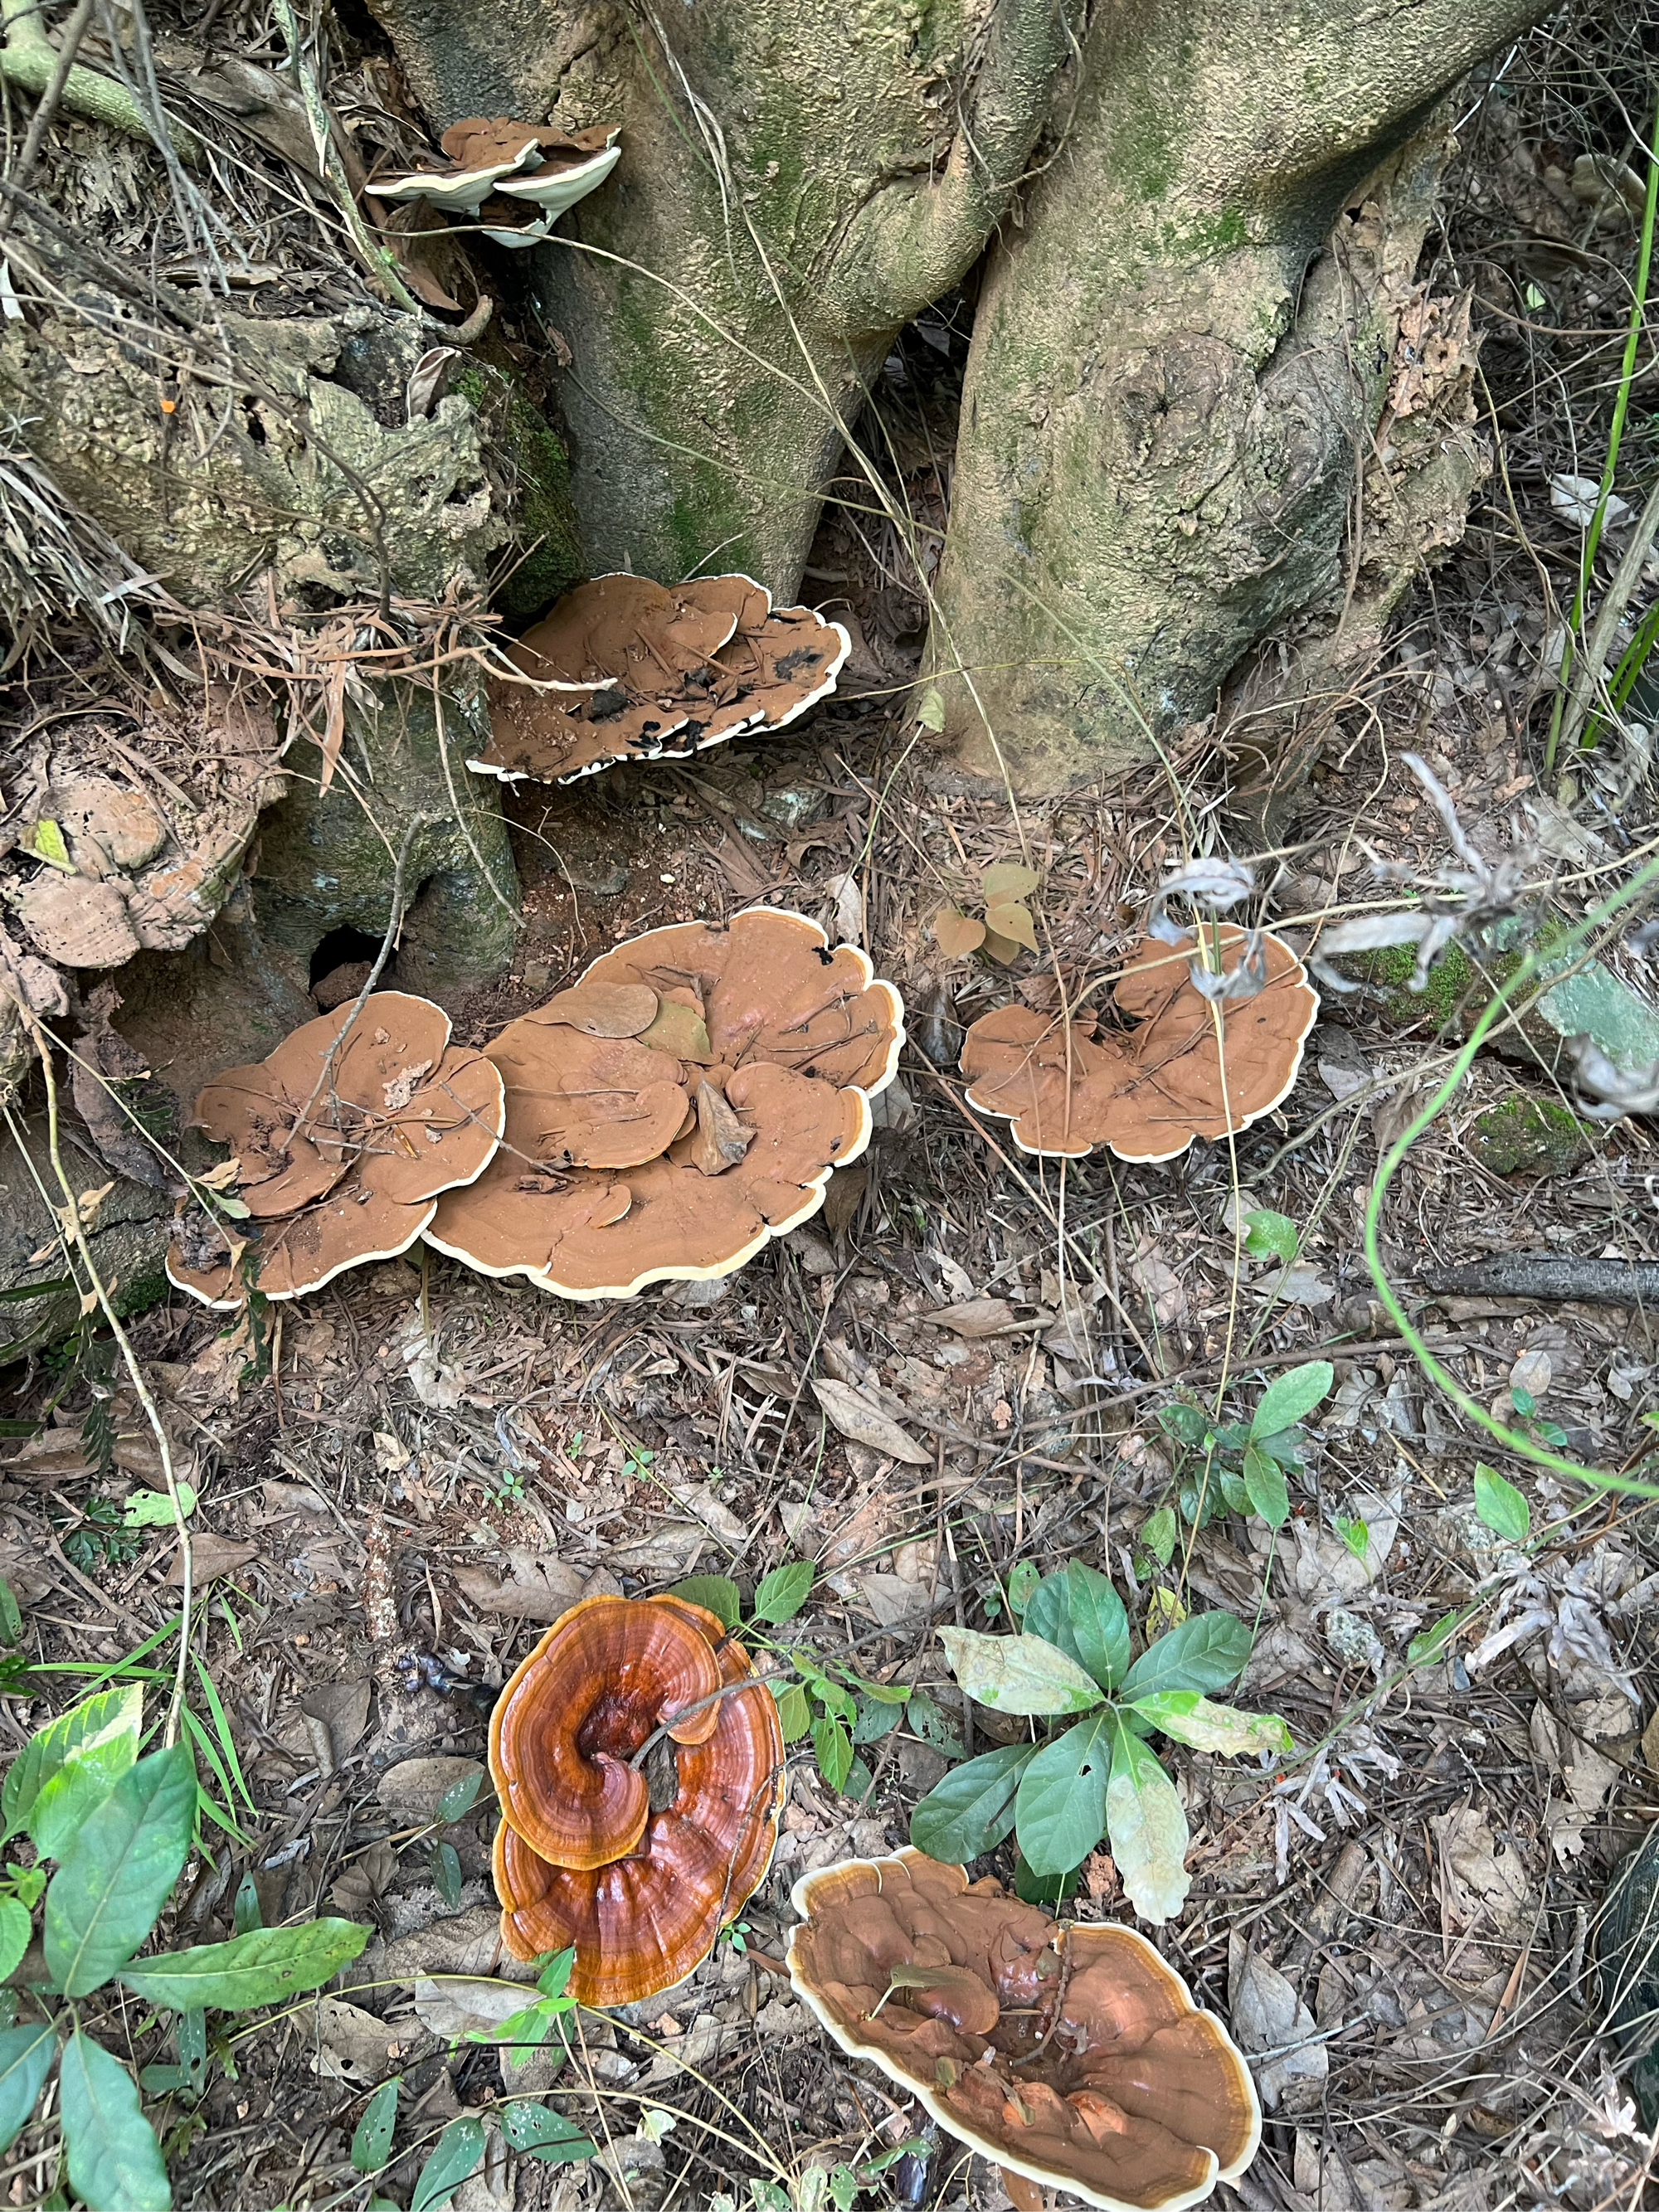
{"left": 2, "top": 7, "right": 198, "bottom": 164}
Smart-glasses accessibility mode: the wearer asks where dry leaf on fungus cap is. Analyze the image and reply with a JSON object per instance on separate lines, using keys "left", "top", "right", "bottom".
{"left": 788, "top": 1849, "right": 1260, "bottom": 2210}
{"left": 961, "top": 927, "right": 1317, "bottom": 1162}
{"left": 427, "top": 910, "right": 903, "bottom": 1300}
{"left": 166, "top": 990, "right": 506, "bottom": 1307}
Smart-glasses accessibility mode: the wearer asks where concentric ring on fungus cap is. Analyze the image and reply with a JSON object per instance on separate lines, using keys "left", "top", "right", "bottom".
{"left": 960, "top": 926, "right": 1317, "bottom": 1164}
{"left": 424, "top": 908, "right": 904, "bottom": 1299}
{"left": 787, "top": 1848, "right": 1261, "bottom": 2212}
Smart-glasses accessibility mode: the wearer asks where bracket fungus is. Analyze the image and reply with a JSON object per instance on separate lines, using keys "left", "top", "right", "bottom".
{"left": 470, "top": 572, "right": 849, "bottom": 785}
{"left": 787, "top": 1850, "right": 1260, "bottom": 2212}
{"left": 367, "top": 118, "right": 620, "bottom": 223}
{"left": 166, "top": 990, "right": 505, "bottom": 1305}
{"left": 489, "top": 1593, "right": 786, "bottom": 2006}
{"left": 426, "top": 908, "right": 902, "bottom": 1298}
{"left": 961, "top": 927, "right": 1317, "bottom": 1163}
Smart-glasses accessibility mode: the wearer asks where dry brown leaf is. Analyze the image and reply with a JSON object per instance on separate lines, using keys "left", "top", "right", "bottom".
{"left": 167, "top": 1534, "right": 258, "bottom": 1584}
{"left": 981, "top": 862, "right": 1041, "bottom": 903}
{"left": 931, "top": 907, "right": 986, "bottom": 959}
{"left": 688, "top": 1080, "right": 755, "bottom": 1175}
{"left": 451, "top": 1548, "right": 586, "bottom": 1621}
{"left": 927, "top": 1297, "right": 1051, "bottom": 1339}
{"left": 983, "top": 901, "right": 1038, "bottom": 953}
{"left": 811, "top": 1378, "right": 932, "bottom": 1466}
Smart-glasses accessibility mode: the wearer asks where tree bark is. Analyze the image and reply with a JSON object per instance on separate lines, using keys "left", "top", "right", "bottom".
{"left": 368, "top": 0, "right": 1074, "bottom": 593}
{"left": 925, "top": 0, "right": 1545, "bottom": 790}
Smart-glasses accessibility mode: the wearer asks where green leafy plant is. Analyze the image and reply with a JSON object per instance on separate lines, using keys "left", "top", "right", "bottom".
{"left": 0, "top": 1685, "right": 368, "bottom": 2210}
{"left": 52, "top": 1495, "right": 142, "bottom": 1576}
{"left": 929, "top": 861, "right": 1043, "bottom": 965}
{"left": 1152, "top": 1359, "right": 1334, "bottom": 1539}
{"left": 664, "top": 1562, "right": 955, "bottom": 1798}
{"left": 910, "top": 1563, "right": 1289, "bottom": 1922}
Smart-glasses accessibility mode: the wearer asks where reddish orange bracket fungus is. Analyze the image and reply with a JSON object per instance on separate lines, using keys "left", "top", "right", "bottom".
{"left": 469, "top": 574, "right": 849, "bottom": 785}
{"left": 490, "top": 1594, "right": 786, "bottom": 2005}
{"left": 426, "top": 909, "right": 902, "bottom": 1298}
{"left": 166, "top": 990, "right": 504, "bottom": 1305}
{"left": 961, "top": 926, "right": 1317, "bottom": 1163}
{"left": 788, "top": 1850, "right": 1260, "bottom": 2212}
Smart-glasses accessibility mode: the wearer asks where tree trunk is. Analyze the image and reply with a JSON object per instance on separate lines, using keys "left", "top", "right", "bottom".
{"left": 368, "top": 0, "right": 1073, "bottom": 593}
{"left": 925, "top": 0, "right": 1545, "bottom": 789}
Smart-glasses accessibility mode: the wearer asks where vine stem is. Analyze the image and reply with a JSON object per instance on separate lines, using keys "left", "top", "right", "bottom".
{"left": 625, "top": 1675, "right": 771, "bottom": 1772}
{"left": 1363, "top": 855, "right": 1659, "bottom": 1496}
{"left": 12, "top": 1029, "right": 193, "bottom": 1744}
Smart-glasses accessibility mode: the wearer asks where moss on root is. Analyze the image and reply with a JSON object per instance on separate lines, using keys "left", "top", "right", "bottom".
{"left": 455, "top": 361, "right": 586, "bottom": 619}
{"left": 1466, "top": 1097, "right": 1593, "bottom": 1179}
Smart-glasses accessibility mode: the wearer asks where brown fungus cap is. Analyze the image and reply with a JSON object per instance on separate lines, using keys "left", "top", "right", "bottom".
{"left": 469, "top": 576, "right": 849, "bottom": 785}
{"left": 492, "top": 1595, "right": 786, "bottom": 2005}
{"left": 166, "top": 990, "right": 504, "bottom": 1306}
{"left": 961, "top": 927, "right": 1316, "bottom": 1164}
{"left": 787, "top": 1850, "right": 1260, "bottom": 2212}
{"left": 426, "top": 911, "right": 902, "bottom": 1299}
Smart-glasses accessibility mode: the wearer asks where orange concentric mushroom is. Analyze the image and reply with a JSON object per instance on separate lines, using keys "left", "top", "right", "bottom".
{"left": 961, "top": 926, "right": 1316, "bottom": 1163}
{"left": 166, "top": 990, "right": 504, "bottom": 1305}
{"left": 490, "top": 1594, "right": 786, "bottom": 2005}
{"left": 787, "top": 1850, "right": 1261, "bottom": 2212}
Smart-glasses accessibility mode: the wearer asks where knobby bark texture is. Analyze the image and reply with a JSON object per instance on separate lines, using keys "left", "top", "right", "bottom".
{"left": 923, "top": 0, "right": 1546, "bottom": 786}
{"left": 369, "top": 0, "right": 1074, "bottom": 591}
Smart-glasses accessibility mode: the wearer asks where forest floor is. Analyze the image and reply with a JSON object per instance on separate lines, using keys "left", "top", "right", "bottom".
{"left": 4, "top": 11, "right": 1659, "bottom": 2212}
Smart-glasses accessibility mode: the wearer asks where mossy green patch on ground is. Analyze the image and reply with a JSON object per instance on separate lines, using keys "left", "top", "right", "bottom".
{"left": 1466, "top": 1096, "right": 1595, "bottom": 1178}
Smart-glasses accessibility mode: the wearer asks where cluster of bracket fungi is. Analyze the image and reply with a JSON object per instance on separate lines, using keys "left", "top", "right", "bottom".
{"left": 787, "top": 1850, "right": 1260, "bottom": 2212}
{"left": 168, "top": 908, "right": 902, "bottom": 1306}
{"left": 365, "top": 114, "right": 622, "bottom": 251}
{"left": 489, "top": 1592, "right": 786, "bottom": 2005}
{"left": 961, "top": 926, "right": 1319, "bottom": 1163}
{"left": 473, "top": 572, "right": 852, "bottom": 785}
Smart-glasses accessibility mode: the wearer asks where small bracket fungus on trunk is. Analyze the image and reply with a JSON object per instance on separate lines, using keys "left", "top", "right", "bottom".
{"left": 366, "top": 115, "right": 620, "bottom": 223}
{"left": 167, "top": 989, "right": 505, "bottom": 1305}
{"left": 426, "top": 909, "right": 902, "bottom": 1298}
{"left": 787, "top": 1849, "right": 1261, "bottom": 2212}
{"left": 489, "top": 1593, "right": 786, "bottom": 2006}
{"left": 470, "top": 573, "right": 849, "bottom": 785}
{"left": 961, "top": 928, "right": 1317, "bottom": 1163}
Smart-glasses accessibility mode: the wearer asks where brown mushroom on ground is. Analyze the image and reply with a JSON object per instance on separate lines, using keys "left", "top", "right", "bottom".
{"left": 425, "top": 909, "right": 902, "bottom": 1298}
{"left": 787, "top": 1850, "right": 1261, "bottom": 2212}
{"left": 961, "top": 926, "right": 1317, "bottom": 1163}
{"left": 489, "top": 1593, "right": 786, "bottom": 2005}
{"left": 166, "top": 989, "right": 505, "bottom": 1305}
{"left": 468, "top": 574, "right": 849, "bottom": 785}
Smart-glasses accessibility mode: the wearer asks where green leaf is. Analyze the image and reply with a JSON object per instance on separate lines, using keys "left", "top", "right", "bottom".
{"left": 118, "top": 1919, "right": 369, "bottom": 2010}
{"left": 772, "top": 1683, "right": 811, "bottom": 1742}
{"left": 411, "top": 2117, "right": 485, "bottom": 2212}
{"left": 432, "top": 1841, "right": 463, "bottom": 1908}
{"left": 1335, "top": 1514, "right": 1370, "bottom": 1560}
{"left": 812, "top": 1714, "right": 854, "bottom": 1794}
{"left": 1014, "top": 1712, "right": 1112, "bottom": 1876}
{"left": 1251, "top": 1361, "right": 1333, "bottom": 1441}
{"left": 1158, "top": 1401, "right": 1209, "bottom": 1448}
{"left": 232, "top": 1873, "right": 261, "bottom": 1936}
{"left": 915, "top": 686, "right": 946, "bottom": 734}
{"left": 664, "top": 1575, "right": 742, "bottom": 1631}
{"left": 122, "top": 1485, "right": 197, "bottom": 1529}
{"left": 0, "top": 2022, "right": 56, "bottom": 2153}
{"left": 1128, "top": 1691, "right": 1292, "bottom": 1758}
{"left": 536, "top": 1947, "right": 574, "bottom": 2001}
{"left": 1120, "top": 1612, "right": 1253, "bottom": 1699}
{"left": 936, "top": 1627, "right": 1105, "bottom": 1717}
{"left": 752, "top": 1561, "right": 814, "bottom": 1624}
{"left": 435, "top": 1769, "right": 482, "bottom": 1824}
{"left": 1006, "top": 1559, "right": 1040, "bottom": 1619}
{"left": 981, "top": 862, "right": 1041, "bottom": 902}
{"left": 44, "top": 1740, "right": 197, "bottom": 1996}
{"left": 1013, "top": 1855, "right": 1081, "bottom": 1908}
{"left": 499, "top": 2103, "right": 598, "bottom": 2166}
{"left": 0, "top": 1899, "right": 29, "bottom": 1984}
{"left": 0, "top": 1579, "right": 22, "bottom": 1647}
{"left": 1140, "top": 1507, "right": 1178, "bottom": 1567}
{"left": 1021, "top": 1563, "right": 1130, "bottom": 1692}
{"left": 1408, "top": 1609, "right": 1462, "bottom": 1667}
{"left": 1105, "top": 1721, "right": 1191, "bottom": 1925}
{"left": 1510, "top": 1383, "right": 1535, "bottom": 1419}
{"left": 909, "top": 1743, "right": 1035, "bottom": 1863}
{"left": 1242, "top": 1441, "right": 1289, "bottom": 1529}
{"left": 1241, "top": 1209, "right": 1298, "bottom": 1263}
{"left": 59, "top": 2029, "right": 170, "bottom": 2212}
{"left": 1473, "top": 1463, "right": 1530, "bottom": 1544}
{"left": 352, "top": 2077, "right": 399, "bottom": 2174}
{"left": 30, "top": 1734, "right": 140, "bottom": 1864}
{"left": 30, "top": 819, "right": 71, "bottom": 869}
{"left": 2, "top": 1684, "right": 143, "bottom": 1842}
